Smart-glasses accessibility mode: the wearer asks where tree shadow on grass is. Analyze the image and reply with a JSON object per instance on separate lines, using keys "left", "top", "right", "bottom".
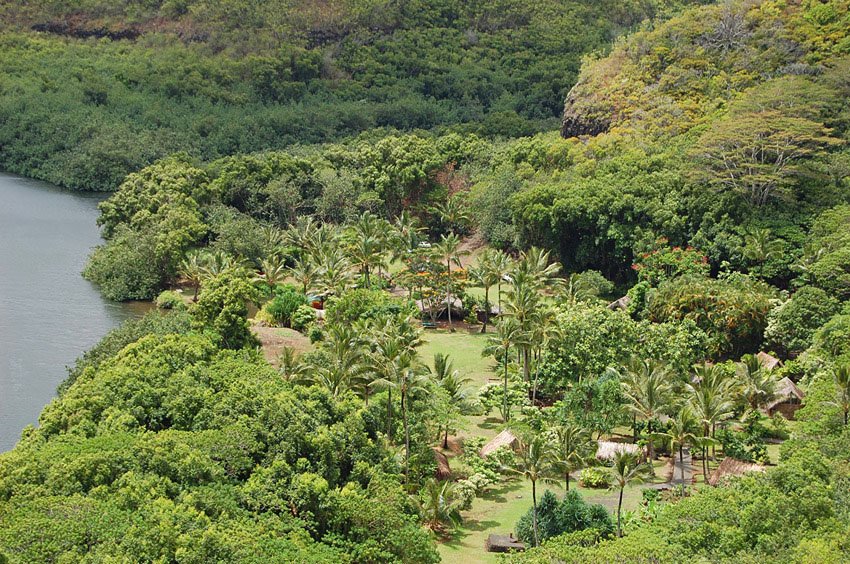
{"left": 440, "top": 519, "right": 501, "bottom": 548}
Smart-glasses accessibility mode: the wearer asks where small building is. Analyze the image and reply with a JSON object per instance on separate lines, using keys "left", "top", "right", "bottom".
{"left": 708, "top": 457, "right": 765, "bottom": 487}
{"left": 765, "top": 377, "right": 805, "bottom": 419}
{"left": 433, "top": 448, "right": 451, "bottom": 479}
{"left": 596, "top": 440, "right": 643, "bottom": 462}
{"left": 607, "top": 295, "right": 631, "bottom": 311}
{"left": 480, "top": 429, "right": 518, "bottom": 457}
{"left": 756, "top": 351, "right": 782, "bottom": 371}
{"left": 486, "top": 533, "right": 525, "bottom": 553}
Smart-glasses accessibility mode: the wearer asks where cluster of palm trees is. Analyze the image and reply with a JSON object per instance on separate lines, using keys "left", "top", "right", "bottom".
{"left": 611, "top": 354, "right": 781, "bottom": 482}
{"left": 281, "top": 316, "right": 475, "bottom": 482}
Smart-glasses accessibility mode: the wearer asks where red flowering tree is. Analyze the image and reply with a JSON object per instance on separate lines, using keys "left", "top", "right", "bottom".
{"left": 632, "top": 238, "right": 710, "bottom": 286}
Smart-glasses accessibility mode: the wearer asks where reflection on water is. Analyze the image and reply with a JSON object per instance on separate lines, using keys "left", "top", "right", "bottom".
{"left": 0, "top": 174, "right": 143, "bottom": 451}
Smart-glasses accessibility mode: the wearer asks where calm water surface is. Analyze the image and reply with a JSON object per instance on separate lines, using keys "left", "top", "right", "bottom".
{"left": 0, "top": 174, "right": 142, "bottom": 451}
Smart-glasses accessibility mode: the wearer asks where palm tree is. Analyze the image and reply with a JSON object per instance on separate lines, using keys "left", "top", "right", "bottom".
{"left": 253, "top": 254, "right": 288, "bottom": 289}
{"left": 430, "top": 195, "right": 470, "bottom": 235}
{"left": 828, "top": 363, "right": 850, "bottom": 426}
{"left": 398, "top": 361, "right": 430, "bottom": 481}
{"left": 490, "top": 250, "right": 513, "bottom": 315}
{"left": 651, "top": 407, "right": 699, "bottom": 487}
{"left": 370, "top": 318, "right": 423, "bottom": 442}
{"left": 199, "top": 250, "right": 246, "bottom": 281}
{"left": 314, "top": 247, "right": 353, "bottom": 297}
{"left": 302, "top": 324, "right": 366, "bottom": 398}
{"left": 687, "top": 362, "right": 735, "bottom": 459}
{"left": 514, "top": 246, "right": 563, "bottom": 292}
{"left": 483, "top": 317, "right": 528, "bottom": 422}
{"left": 468, "top": 249, "right": 500, "bottom": 333}
{"left": 736, "top": 354, "right": 777, "bottom": 412}
{"left": 613, "top": 358, "right": 674, "bottom": 476}
{"left": 430, "top": 353, "right": 475, "bottom": 448}
{"left": 510, "top": 432, "right": 556, "bottom": 547}
{"left": 289, "top": 256, "right": 318, "bottom": 295}
{"left": 743, "top": 227, "right": 783, "bottom": 264}
{"left": 286, "top": 215, "right": 320, "bottom": 255}
{"left": 529, "top": 305, "right": 557, "bottom": 404}
{"left": 346, "top": 212, "right": 385, "bottom": 287}
{"left": 504, "top": 276, "right": 540, "bottom": 384}
{"left": 178, "top": 250, "right": 204, "bottom": 301}
{"left": 277, "top": 346, "right": 305, "bottom": 382}
{"left": 432, "top": 233, "right": 469, "bottom": 332}
{"left": 549, "top": 422, "right": 595, "bottom": 492}
{"left": 610, "top": 450, "right": 650, "bottom": 537}
{"left": 415, "top": 479, "right": 463, "bottom": 533}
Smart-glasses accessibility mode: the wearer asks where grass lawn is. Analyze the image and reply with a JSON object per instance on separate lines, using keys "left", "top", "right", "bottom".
{"left": 419, "top": 329, "right": 494, "bottom": 387}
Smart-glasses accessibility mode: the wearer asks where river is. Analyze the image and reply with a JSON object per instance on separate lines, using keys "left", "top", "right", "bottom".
{"left": 0, "top": 174, "right": 143, "bottom": 451}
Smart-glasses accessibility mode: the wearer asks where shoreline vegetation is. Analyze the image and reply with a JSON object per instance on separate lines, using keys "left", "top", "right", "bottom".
{"left": 2, "top": 0, "right": 850, "bottom": 562}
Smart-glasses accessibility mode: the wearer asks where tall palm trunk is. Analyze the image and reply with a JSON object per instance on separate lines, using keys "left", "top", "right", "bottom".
{"left": 503, "top": 349, "right": 510, "bottom": 423}
{"left": 386, "top": 389, "right": 393, "bottom": 442}
{"left": 443, "top": 427, "right": 449, "bottom": 449}
{"left": 446, "top": 259, "right": 453, "bottom": 332}
{"left": 402, "top": 390, "right": 410, "bottom": 483}
{"left": 679, "top": 446, "right": 686, "bottom": 484}
{"left": 646, "top": 418, "right": 655, "bottom": 477}
{"left": 617, "top": 487, "right": 624, "bottom": 537}
{"left": 564, "top": 472, "right": 570, "bottom": 492}
{"left": 531, "top": 480, "right": 540, "bottom": 546}
{"left": 480, "top": 286, "right": 490, "bottom": 333}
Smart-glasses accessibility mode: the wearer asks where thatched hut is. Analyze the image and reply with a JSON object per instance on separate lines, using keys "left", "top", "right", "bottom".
{"left": 708, "top": 457, "right": 765, "bottom": 486}
{"left": 480, "top": 429, "right": 518, "bottom": 457}
{"left": 486, "top": 533, "right": 525, "bottom": 553}
{"left": 596, "top": 440, "right": 642, "bottom": 462}
{"left": 433, "top": 448, "right": 451, "bottom": 479}
{"left": 607, "top": 295, "right": 631, "bottom": 311}
{"left": 765, "top": 377, "right": 805, "bottom": 419}
{"left": 757, "top": 351, "right": 782, "bottom": 371}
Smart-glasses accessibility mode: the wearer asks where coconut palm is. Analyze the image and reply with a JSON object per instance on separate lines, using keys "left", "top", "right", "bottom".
{"left": 346, "top": 212, "right": 386, "bottom": 287}
{"left": 397, "top": 361, "right": 430, "bottom": 481}
{"left": 288, "top": 256, "right": 318, "bottom": 295}
{"left": 468, "top": 249, "right": 500, "bottom": 333}
{"left": 199, "top": 250, "right": 246, "bottom": 280}
{"left": 687, "top": 362, "right": 735, "bottom": 459}
{"left": 743, "top": 227, "right": 783, "bottom": 264}
{"left": 510, "top": 432, "right": 557, "bottom": 547}
{"left": 529, "top": 305, "right": 557, "bottom": 404}
{"left": 490, "top": 250, "right": 513, "bottom": 315}
{"left": 432, "top": 233, "right": 469, "bottom": 332}
{"left": 178, "top": 250, "right": 205, "bottom": 301}
{"left": 483, "top": 317, "right": 529, "bottom": 422}
{"left": 613, "top": 357, "right": 675, "bottom": 475}
{"left": 430, "top": 195, "right": 470, "bottom": 235}
{"left": 277, "top": 346, "right": 305, "bottom": 382}
{"left": 514, "top": 246, "right": 563, "bottom": 292}
{"left": 314, "top": 247, "right": 353, "bottom": 297}
{"left": 415, "top": 479, "right": 463, "bottom": 533}
{"left": 549, "top": 422, "right": 595, "bottom": 492}
{"left": 736, "top": 354, "right": 777, "bottom": 412}
{"left": 253, "top": 254, "right": 288, "bottom": 289}
{"left": 302, "top": 324, "right": 366, "bottom": 398}
{"left": 827, "top": 363, "right": 850, "bottom": 426}
{"left": 504, "top": 276, "right": 540, "bottom": 384}
{"left": 430, "top": 353, "right": 475, "bottom": 448}
{"left": 610, "top": 450, "right": 650, "bottom": 537}
{"left": 651, "top": 407, "right": 699, "bottom": 487}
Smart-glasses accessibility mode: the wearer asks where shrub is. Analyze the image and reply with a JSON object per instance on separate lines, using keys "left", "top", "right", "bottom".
{"left": 155, "top": 290, "right": 185, "bottom": 310}
{"left": 291, "top": 305, "right": 316, "bottom": 332}
{"left": 324, "top": 289, "right": 417, "bottom": 325}
{"left": 516, "top": 490, "right": 614, "bottom": 544}
{"left": 579, "top": 468, "right": 609, "bottom": 489}
{"left": 764, "top": 287, "right": 838, "bottom": 356}
{"left": 263, "top": 285, "right": 307, "bottom": 327}
{"left": 308, "top": 324, "right": 324, "bottom": 343}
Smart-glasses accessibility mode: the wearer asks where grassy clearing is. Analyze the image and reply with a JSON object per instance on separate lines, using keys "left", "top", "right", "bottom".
{"left": 419, "top": 329, "right": 495, "bottom": 387}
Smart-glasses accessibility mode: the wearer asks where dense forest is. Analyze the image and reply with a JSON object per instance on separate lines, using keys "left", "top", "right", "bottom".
{"left": 0, "top": 0, "right": 701, "bottom": 191}
{"left": 2, "top": 0, "right": 850, "bottom": 562}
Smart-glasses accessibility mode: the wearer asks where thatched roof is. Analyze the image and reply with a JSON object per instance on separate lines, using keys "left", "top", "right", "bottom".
{"left": 480, "top": 429, "right": 518, "bottom": 457}
{"left": 433, "top": 448, "right": 451, "bottom": 479}
{"left": 607, "top": 295, "right": 631, "bottom": 311}
{"left": 766, "top": 377, "right": 805, "bottom": 410}
{"left": 708, "top": 457, "right": 765, "bottom": 486}
{"left": 486, "top": 533, "right": 525, "bottom": 553}
{"left": 596, "top": 440, "right": 641, "bottom": 461}
{"left": 757, "top": 351, "right": 782, "bottom": 371}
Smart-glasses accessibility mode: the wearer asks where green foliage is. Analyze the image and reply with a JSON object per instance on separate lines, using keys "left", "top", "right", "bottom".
{"left": 155, "top": 290, "right": 186, "bottom": 310}
{"left": 765, "top": 286, "right": 839, "bottom": 356}
{"left": 191, "top": 272, "right": 260, "bottom": 349}
{"left": 516, "top": 490, "right": 613, "bottom": 544}
{"left": 646, "top": 274, "right": 777, "bottom": 358}
{"left": 631, "top": 240, "right": 710, "bottom": 286}
{"left": 263, "top": 285, "right": 308, "bottom": 328}
{"left": 578, "top": 468, "right": 609, "bottom": 489}
{"left": 291, "top": 305, "right": 316, "bottom": 333}
{"left": 324, "top": 288, "right": 416, "bottom": 326}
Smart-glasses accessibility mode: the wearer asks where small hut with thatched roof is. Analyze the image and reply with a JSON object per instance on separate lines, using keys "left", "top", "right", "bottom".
{"left": 595, "top": 440, "right": 643, "bottom": 462}
{"left": 708, "top": 457, "right": 765, "bottom": 486}
{"left": 433, "top": 448, "right": 451, "bottom": 479}
{"left": 757, "top": 351, "right": 782, "bottom": 371}
{"left": 486, "top": 533, "right": 525, "bottom": 553}
{"left": 480, "top": 429, "right": 518, "bottom": 457}
{"left": 607, "top": 295, "right": 631, "bottom": 311}
{"left": 766, "top": 377, "right": 805, "bottom": 419}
